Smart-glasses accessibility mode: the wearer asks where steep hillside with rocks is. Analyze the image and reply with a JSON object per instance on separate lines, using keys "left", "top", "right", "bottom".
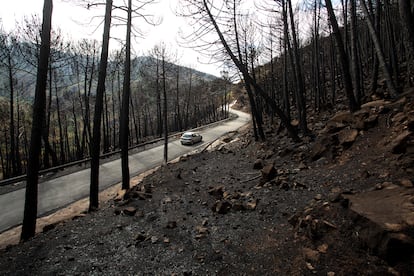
{"left": 0, "top": 90, "right": 413, "bottom": 275}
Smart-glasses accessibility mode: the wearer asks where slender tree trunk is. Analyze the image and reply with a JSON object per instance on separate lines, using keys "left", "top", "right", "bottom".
{"left": 8, "top": 54, "right": 17, "bottom": 176}
{"left": 111, "top": 77, "right": 117, "bottom": 149}
{"left": 360, "top": 0, "right": 398, "bottom": 98}
{"left": 350, "top": 0, "right": 362, "bottom": 106}
{"left": 16, "top": 88, "right": 22, "bottom": 174}
{"left": 282, "top": 35, "right": 291, "bottom": 123}
{"left": 369, "top": 0, "right": 381, "bottom": 94}
{"left": 54, "top": 72, "right": 65, "bottom": 164}
{"left": 72, "top": 99, "right": 81, "bottom": 159}
{"left": 162, "top": 54, "right": 168, "bottom": 164}
{"left": 103, "top": 89, "right": 110, "bottom": 153}
{"left": 120, "top": 0, "right": 132, "bottom": 190}
{"left": 21, "top": 0, "right": 53, "bottom": 241}
{"left": 176, "top": 67, "right": 182, "bottom": 131}
{"left": 156, "top": 60, "right": 162, "bottom": 138}
{"left": 0, "top": 142, "right": 5, "bottom": 179}
{"left": 130, "top": 95, "right": 139, "bottom": 144}
{"left": 399, "top": 0, "right": 414, "bottom": 86}
{"left": 399, "top": 0, "right": 414, "bottom": 58}
{"left": 325, "top": 0, "right": 359, "bottom": 111}
{"left": 287, "top": 0, "right": 308, "bottom": 133}
{"left": 329, "top": 27, "right": 336, "bottom": 105}
{"left": 89, "top": 0, "right": 112, "bottom": 211}
{"left": 313, "top": 0, "right": 322, "bottom": 111}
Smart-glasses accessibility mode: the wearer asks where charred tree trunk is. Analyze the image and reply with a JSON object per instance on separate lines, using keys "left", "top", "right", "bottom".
{"left": 120, "top": 0, "right": 132, "bottom": 190}
{"left": 202, "top": 0, "right": 299, "bottom": 141}
{"left": 21, "top": 0, "right": 53, "bottom": 241}
{"left": 7, "top": 54, "right": 17, "bottom": 176}
{"left": 350, "top": 0, "right": 362, "bottom": 106}
{"left": 162, "top": 54, "right": 168, "bottom": 164}
{"left": 89, "top": 0, "right": 112, "bottom": 211}
{"left": 287, "top": 0, "right": 308, "bottom": 133}
{"left": 360, "top": 0, "right": 398, "bottom": 98}
{"left": 325, "top": 0, "right": 359, "bottom": 112}
{"left": 54, "top": 72, "right": 65, "bottom": 164}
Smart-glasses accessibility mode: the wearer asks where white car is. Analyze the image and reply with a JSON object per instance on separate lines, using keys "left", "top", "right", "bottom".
{"left": 180, "top": 132, "right": 203, "bottom": 145}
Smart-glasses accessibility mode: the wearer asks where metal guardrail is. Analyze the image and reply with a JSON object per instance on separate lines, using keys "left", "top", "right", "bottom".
{"left": 0, "top": 114, "right": 237, "bottom": 187}
{"left": 0, "top": 137, "right": 169, "bottom": 187}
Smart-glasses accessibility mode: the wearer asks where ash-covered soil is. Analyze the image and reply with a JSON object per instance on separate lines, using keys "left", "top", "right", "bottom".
{"left": 0, "top": 92, "right": 413, "bottom": 275}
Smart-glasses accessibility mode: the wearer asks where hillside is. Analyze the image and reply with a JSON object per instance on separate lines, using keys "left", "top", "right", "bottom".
{"left": 0, "top": 88, "right": 412, "bottom": 275}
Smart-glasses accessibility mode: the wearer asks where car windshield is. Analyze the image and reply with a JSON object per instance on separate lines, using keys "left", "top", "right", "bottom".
{"left": 182, "top": 133, "right": 193, "bottom": 138}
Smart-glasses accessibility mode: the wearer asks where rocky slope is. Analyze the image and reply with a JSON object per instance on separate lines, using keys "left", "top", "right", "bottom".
{"left": 0, "top": 90, "right": 413, "bottom": 275}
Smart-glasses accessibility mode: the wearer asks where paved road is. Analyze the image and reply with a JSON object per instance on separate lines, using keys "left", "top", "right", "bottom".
{"left": 0, "top": 109, "right": 250, "bottom": 233}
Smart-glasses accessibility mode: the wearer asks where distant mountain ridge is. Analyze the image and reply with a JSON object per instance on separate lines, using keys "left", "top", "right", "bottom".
{"left": 0, "top": 42, "right": 218, "bottom": 99}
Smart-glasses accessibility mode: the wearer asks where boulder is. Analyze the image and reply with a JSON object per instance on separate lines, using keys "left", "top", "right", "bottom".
{"left": 310, "top": 137, "right": 331, "bottom": 161}
{"left": 361, "top": 99, "right": 391, "bottom": 108}
{"left": 261, "top": 164, "right": 277, "bottom": 182}
{"left": 344, "top": 187, "right": 414, "bottom": 265}
{"left": 337, "top": 128, "right": 359, "bottom": 146}
{"left": 390, "top": 130, "right": 412, "bottom": 154}
{"left": 329, "top": 111, "right": 355, "bottom": 124}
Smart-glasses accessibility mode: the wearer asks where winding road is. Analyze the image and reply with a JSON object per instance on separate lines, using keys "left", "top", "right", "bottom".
{"left": 0, "top": 109, "right": 250, "bottom": 233}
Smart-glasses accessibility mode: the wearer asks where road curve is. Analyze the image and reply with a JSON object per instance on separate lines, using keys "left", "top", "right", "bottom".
{"left": 0, "top": 109, "right": 250, "bottom": 233}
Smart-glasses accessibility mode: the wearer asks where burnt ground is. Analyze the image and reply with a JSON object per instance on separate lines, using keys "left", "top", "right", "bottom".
{"left": 0, "top": 91, "right": 413, "bottom": 275}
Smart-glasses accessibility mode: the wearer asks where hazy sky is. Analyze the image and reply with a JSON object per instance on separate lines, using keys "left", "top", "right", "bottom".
{"left": 0, "top": 0, "right": 222, "bottom": 77}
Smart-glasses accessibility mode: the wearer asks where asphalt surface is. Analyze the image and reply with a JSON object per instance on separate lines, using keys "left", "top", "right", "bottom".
{"left": 0, "top": 109, "right": 250, "bottom": 233}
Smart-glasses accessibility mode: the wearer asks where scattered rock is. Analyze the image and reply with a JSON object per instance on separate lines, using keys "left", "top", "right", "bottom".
{"left": 135, "top": 233, "right": 147, "bottom": 243}
{"left": 244, "top": 199, "right": 258, "bottom": 210}
{"left": 360, "top": 170, "right": 371, "bottom": 179}
{"left": 261, "top": 163, "right": 277, "bottom": 182}
{"left": 195, "top": 226, "right": 209, "bottom": 239}
{"left": 302, "top": 247, "right": 320, "bottom": 262}
{"left": 329, "top": 111, "right": 356, "bottom": 125}
{"left": 232, "top": 202, "right": 245, "bottom": 211}
{"left": 310, "top": 137, "right": 331, "bottom": 161}
{"left": 298, "top": 162, "right": 307, "bottom": 170}
{"left": 305, "top": 262, "right": 315, "bottom": 270}
{"left": 114, "top": 189, "right": 126, "bottom": 201}
{"left": 399, "top": 179, "right": 413, "bottom": 188}
{"left": 317, "top": 243, "right": 329, "bottom": 253}
{"left": 212, "top": 200, "right": 232, "bottom": 214}
{"left": 314, "top": 194, "right": 323, "bottom": 201}
{"left": 337, "top": 128, "right": 358, "bottom": 146}
{"left": 176, "top": 169, "right": 182, "bottom": 179}
{"left": 123, "top": 207, "right": 137, "bottom": 216}
{"left": 391, "top": 112, "right": 407, "bottom": 125}
{"left": 208, "top": 186, "right": 224, "bottom": 198}
{"left": 361, "top": 99, "right": 391, "bottom": 108}
{"left": 151, "top": 236, "right": 159, "bottom": 244}
{"left": 390, "top": 130, "right": 412, "bottom": 154}
{"left": 253, "top": 159, "right": 264, "bottom": 170}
